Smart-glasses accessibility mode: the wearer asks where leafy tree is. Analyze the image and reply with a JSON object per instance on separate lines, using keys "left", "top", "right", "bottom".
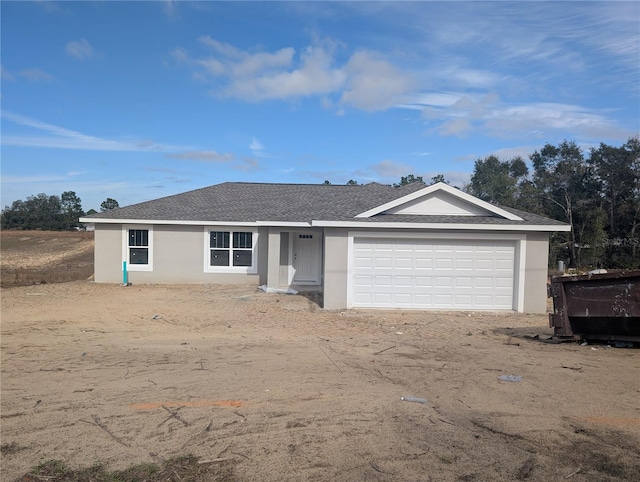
{"left": 100, "top": 198, "right": 120, "bottom": 211}
{"left": 86, "top": 208, "right": 98, "bottom": 215}
{"left": 323, "top": 180, "right": 331, "bottom": 185}
{"left": 346, "top": 180, "right": 358, "bottom": 185}
{"left": 467, "top": 155, "right": 530, "bottom": 208}
{"left": 1, "top": 193, "right": 64, "bottom": 230}
{"left": 589, "top": 138, "right": 640, "bottom": 267}
{"left": 393, "top": 174, "right": 424, "bottom": 188}
{"left": 61, "top": 191, "right": 85, "bottom": 229}
{"left": 531, "top": 140, "right": 604, "bottom": 268}
{"left": 429, "top": 174, "right": 449, "bottom": 185}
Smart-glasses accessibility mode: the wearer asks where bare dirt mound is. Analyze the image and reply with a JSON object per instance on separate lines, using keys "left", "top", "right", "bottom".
{"left": 0, "top": 230, "right": 94, "bottom": 287}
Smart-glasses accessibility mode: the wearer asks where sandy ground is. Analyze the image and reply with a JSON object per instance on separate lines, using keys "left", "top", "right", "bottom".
{"left": 1, "top": 281, "right": 639, "bottom": 481}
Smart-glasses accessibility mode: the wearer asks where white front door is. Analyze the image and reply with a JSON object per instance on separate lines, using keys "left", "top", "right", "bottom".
{"left": 292, "top": 233, "right": 321, "bottom": 284}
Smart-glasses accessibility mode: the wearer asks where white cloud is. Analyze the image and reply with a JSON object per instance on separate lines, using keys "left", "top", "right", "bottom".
{"left": 66, "top": 39, "right": 94, "bottom": 60}
{"left": 198, "top": 36, "right": 245, "bottom": 59}
{"left": 33, "top": 1, "right": 60, "bottom": 13}
{"left": 1, "top": 173, "right": 71, "bottom": 183}
{"left": 198, "top": 42, "right": 295, "bottom": 79}
{"left": 413, "top": 92, "right": 629, "bottom": 140}
{"left": 18, "top": 68, "right": 53, "bottom": 82}
{"left": 370, "top": 159, "right": 415, "bottom": 179}
{"left": 174, "top": 37, "right": 418, "bottom": 111}
{"left": 221, "top": 45, "right": 345, "bottom": 101}
{"left": 340, "top": 51, "right": 417, "bottom": 112}
{"left": 437, "top": 66, "right": 503, "bottom": 90}
{"left": 162, "top": 0, "right": 176, "bottom": 18}
{"left": 166, "top": 150, "right": 234, "bottom": 162}
{"left": 437, "top": 118, "right": 474, "bottom": 137}
{"left": 249, "top": 137, "right": 264, "bottom": 152}
{"left": 1, "top": 111, "right": 191, "bottom": 152}
{"left": 234, "top": 157, "right": 260, "bottom": 172}
{"left": 483, "top": 103, "right": 627, "bottom": 140}
{"left": 1, "top": 65, "right": 15, "bottom": 81}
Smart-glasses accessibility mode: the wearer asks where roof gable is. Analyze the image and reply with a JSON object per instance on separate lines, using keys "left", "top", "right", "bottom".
{"left": 355, "top": 182, "right": 523, "bottom": 221}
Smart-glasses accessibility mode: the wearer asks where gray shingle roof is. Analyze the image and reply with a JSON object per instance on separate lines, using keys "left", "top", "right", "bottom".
{"left": 83, "top": 181, "right": 566, "bottom": 227}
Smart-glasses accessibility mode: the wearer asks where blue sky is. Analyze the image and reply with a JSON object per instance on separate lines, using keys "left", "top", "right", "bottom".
{"left": 1, "top": 1, "right": 638, "bottom": 212}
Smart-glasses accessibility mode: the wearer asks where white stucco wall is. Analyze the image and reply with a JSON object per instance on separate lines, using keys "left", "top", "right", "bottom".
{"left": 93, "top": 224, "right": 267, "bottom": 285}
{"left": 322, "top": 228, "right": 349, "bottom": 310}
{"left": 522, "top": 232, "right": 550, "bottom": 313}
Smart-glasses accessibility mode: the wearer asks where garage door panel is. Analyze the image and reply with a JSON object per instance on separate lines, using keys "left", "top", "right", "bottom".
{"left": 395, "top": 276, "right": 412, "bottom": 287}
{"left": 415, "top": 293, "right": 432, "bottom": 304}
{"left": 415, "top": 276, "right": 432, "bottom": 287}
{"left": 474, "top": 294, "right": 493, "bottom": 305}
{"left": 374, "top": 293, "right": 392, "bottom": 304}
{"left": 354, "top": 292, "right": 372, "bottom": 304}
{"left": 434, "top": 294, "right": 453, "bottom": 305}
{"left": 374, "top": 275, "right": 392, "bottom": 286}
{"left": 495, "top": 295, "right": 513, "bottom": 306}
{"left": 352, "top": 238, "right": 515, "bottom": 310}
{"left": 394, "top": 293, "right": 412, "bottom": 304}
{"left": 354, "top": 256, "right": 373, "bottom": 268}
{"left": 496, "top": 259, "right": 513, "bottom": 270}
{"left": 455, "top": 294, "right": 473, "bottom": 305}
{"left": 456, "top": 258, "right": 473, "bottom": 269}
{"left": 416, "top": 258, "right": 433, "bottom": 268}
{"left": 475, "top": 259, "right": 494, "bottom": 270}
{"left": 496, "top": 276, "right": 513, "bottom": 288}
{"left": 475, "top": 277, "right": 493, "bottom": 288}
{"left": 354, "top": 274, "right": 372, "bottom": 286}
{"left": 375, "top": 257, "right": 392, "bottom": 268}
{"left": 395, "top": 257, "right": 413, "bottom": 269}
{"left": 436, "top": 258, "right": 453, "bottom": 269}
{"left": 455, "top": 277, "right": 473, "bottom": 287}
{"left": 435, "top": 276, "right": 453, "bottom": 288}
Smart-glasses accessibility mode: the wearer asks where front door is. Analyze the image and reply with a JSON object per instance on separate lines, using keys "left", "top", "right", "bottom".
{"left": 292, "top": 233, "right": 321, "bottom": 284}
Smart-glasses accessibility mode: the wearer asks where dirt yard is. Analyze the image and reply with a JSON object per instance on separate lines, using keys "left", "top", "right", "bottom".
{"left": 2, "top": 278, "right": 639, "bottom": 481}
{"left": 0, "top": 231, "right": 94, "bottom": 287}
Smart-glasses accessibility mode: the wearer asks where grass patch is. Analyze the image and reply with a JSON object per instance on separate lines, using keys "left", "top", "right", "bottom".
{"left": 14, "top": 455, "right": 236, "bottom": 482}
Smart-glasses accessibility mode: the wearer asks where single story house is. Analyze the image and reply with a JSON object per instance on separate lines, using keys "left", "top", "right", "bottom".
{"left": 80, "top": 181, "right": 570, "bottom": 313}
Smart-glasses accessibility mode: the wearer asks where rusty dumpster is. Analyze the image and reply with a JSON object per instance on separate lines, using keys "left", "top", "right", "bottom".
{"left": 548, "top": 270, "right": 640, "bottom": 342}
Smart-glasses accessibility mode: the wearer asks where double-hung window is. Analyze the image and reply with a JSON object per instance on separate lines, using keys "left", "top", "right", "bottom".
{"left": 129, "top": 229, "right": 149, "bottom": 264}
{"left": 205, "top": 228, "right": 257, "bottom": 273}
{"left": 123, "top": 225, "right": 153, "bottom": 271}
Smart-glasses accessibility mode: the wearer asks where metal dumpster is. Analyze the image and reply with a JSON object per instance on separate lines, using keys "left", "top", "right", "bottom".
{"left": 548, "top": 270, "right": 640, "bottom": 342}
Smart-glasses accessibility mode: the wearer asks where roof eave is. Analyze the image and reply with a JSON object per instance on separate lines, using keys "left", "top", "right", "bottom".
{"left": 79, "top": 217, "right": 262, "bottom": 226}
{"left": 312, "top": 220, "right": 571, "bottom": 232}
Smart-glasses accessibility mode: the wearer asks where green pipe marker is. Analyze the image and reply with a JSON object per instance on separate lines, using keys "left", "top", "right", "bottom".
{"left": 123, "top": 261, "right": 128, "bottom": 285}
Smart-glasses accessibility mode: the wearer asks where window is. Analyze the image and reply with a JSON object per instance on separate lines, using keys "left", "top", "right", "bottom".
{"left": 205, "top": 228, "right": 257, "bottom": 272}
{"left": 129, "top": 229, "right": 149, "bottom": 264}
{"left": 123, "top": 225, "right": 153, "bottom": 271}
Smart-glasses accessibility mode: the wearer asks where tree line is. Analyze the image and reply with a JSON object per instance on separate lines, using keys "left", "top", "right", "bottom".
{"left": 1, "top": 193, "right": 119, "bottom": 230}
{"left": 465, "top": 138, "right": 639, "bottom": 269}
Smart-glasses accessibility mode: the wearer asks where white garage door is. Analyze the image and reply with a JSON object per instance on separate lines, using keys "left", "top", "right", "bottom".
{"left": 352, "top": 238, "right": 515, "bottom": 310}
